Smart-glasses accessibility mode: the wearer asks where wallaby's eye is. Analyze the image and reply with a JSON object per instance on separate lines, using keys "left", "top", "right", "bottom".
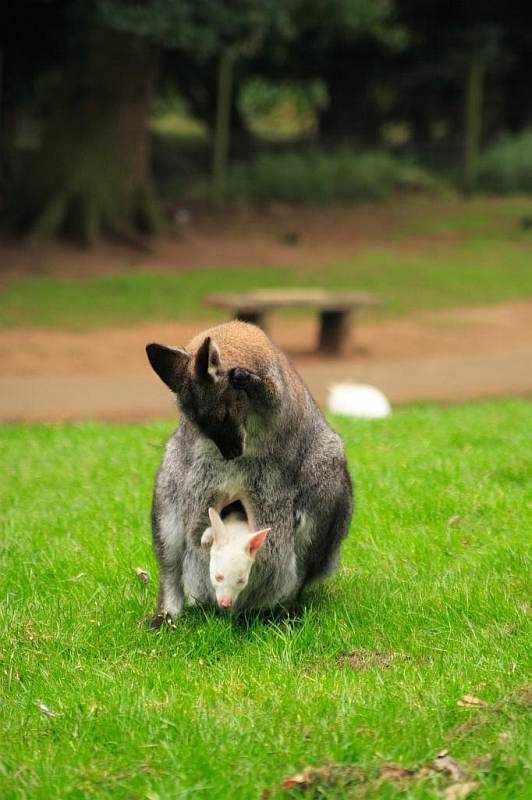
{"left": 215, "top": 573, "right": 224, "bottom": 582}
{"left": 237, "top": 576, "right": 246, "bottom": 585}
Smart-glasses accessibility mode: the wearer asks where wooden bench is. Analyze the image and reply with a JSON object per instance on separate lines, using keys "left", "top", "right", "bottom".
{"left": 204, "top": 288, "right": 380, "bottom": 355}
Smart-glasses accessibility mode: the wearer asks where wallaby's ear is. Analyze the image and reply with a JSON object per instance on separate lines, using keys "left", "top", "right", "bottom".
{"left": 208, "top": 507, "right": 229, "bottom": 547}
{"left": 146, "top": 343, "right": 190, "bottom": 393}
{"left": 247, "top": 528, "right": 270, "bottom": 558}
{"left": 195, "top": 336, "right": 222, "bottom": 383}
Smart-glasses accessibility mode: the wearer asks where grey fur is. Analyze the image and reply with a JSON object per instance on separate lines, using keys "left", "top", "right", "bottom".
{"left": 146, "top": 323, "right": 353, "bottom": 625}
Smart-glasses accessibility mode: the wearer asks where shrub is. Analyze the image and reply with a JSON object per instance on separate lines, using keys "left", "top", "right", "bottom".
{"left": 193, "top": 149, "right": 435, "bottom": 204}
{"left": 478, "top": 130, "right": 532, "bottom": 193}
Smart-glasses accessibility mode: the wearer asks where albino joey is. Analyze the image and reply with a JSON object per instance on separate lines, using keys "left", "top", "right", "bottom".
{"left": 200, "top": 507, "right": 270, "bottom": 610}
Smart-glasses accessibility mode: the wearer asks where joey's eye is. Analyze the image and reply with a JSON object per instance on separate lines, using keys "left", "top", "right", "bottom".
{"left": 237, "top": 576, "right": 246, "bottom": 585}
{"left": 215, "top": 574, "right": 224, "bottom": 582}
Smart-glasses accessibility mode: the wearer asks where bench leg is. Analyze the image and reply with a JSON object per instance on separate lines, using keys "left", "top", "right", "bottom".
{"left": 234, "top": 310, "right": 269, "bottom": 335}
{"left": 318, "top": 310, "right": 352, "bottom": 355}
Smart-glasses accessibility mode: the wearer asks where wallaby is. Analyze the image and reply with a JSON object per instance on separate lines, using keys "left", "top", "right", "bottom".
{"left": 146, "top": 321, "right": 353, "bottom": 625}
{"left": 198, "top": 506, "right": 270, "bottom": 610}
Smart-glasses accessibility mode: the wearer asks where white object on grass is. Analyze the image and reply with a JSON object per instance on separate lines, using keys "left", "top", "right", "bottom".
{"left": 327, "top": 383, "right": 391, "bottom": 419}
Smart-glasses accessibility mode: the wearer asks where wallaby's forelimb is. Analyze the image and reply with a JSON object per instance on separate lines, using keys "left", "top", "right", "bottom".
{"left": 228, "top": 367, "right": 281, "bottom": 410}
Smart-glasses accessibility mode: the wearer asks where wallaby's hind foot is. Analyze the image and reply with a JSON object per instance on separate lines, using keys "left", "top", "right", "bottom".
{"left": 148, "top": 611, "right": 177, "bottom": 631}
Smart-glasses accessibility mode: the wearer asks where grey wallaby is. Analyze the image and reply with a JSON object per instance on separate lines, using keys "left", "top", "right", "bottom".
{"left": 146, "top": 321, "right": 353, "bottom": 626}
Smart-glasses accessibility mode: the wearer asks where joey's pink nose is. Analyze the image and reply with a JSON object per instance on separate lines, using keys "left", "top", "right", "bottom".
{"left": 220, "top": 597, "right": 233, "bottom": 608}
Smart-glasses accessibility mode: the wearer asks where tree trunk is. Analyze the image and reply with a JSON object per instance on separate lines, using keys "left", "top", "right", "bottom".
{"left": 10, "top": 27, "right": 160, "bottom": 245}
{"left": 211, "top": 48, "right": 236, "bottom": 208}
{"left": 172, "top": 55, "right": 252, "bottom": 153}
{"left": 463, "top": 60, "right": 484, "bottom": 195}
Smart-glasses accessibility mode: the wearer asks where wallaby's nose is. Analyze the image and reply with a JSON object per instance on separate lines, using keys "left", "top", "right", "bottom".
{"left": 219, "top": 597, "right": 233, "bottom": 608}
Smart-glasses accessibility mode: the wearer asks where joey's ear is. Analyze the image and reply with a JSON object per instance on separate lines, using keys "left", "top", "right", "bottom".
{"left": 247, "top": 528, "right": 270, "bottom": 558}
{"left": 201, "top": 528, "right": 214, "bottom": 549}
{"left": 146, "top": 343, "right": 190, "bottom": 393}
{"left": 195, "top": 336, "right": 222, "bottom": 382}
{"left": 208, "top": 507, "right": 229, "bottom": 546}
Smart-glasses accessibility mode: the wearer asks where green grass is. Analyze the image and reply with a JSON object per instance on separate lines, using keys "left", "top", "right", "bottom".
{"left": 2, "top": 236, "right": 532, "bottom": 329}
{"left": 0, "top": 267, "right": 295, "bottom": 329}
{"left": 398, "top": 196, "right": 532, "bottom": 238}
{"left": 1, "top": 400, "right": 531, "bottom": 798}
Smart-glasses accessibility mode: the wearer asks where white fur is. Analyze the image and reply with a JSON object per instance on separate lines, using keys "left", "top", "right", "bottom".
{"left": 327, "top": 383, "right": 391, "bottom": 419}
{"left": 201, "top": 508, "right": 269, "bottom": 608}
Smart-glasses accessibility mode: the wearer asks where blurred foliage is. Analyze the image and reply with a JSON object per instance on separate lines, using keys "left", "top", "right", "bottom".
{"left": 1, "top": 1, "right": 532, "bottom": 242}
{"left": 239, "top": 78, "right": 327, "bottom": 122}
{"left": 478, "top": 130, "right": 532, "bottom": 194}
{"left": 150, "top": 89, "right": 208, "bottom": 141}
{"left": 98, "top": 0, "right": 294, "bottom": 58}
{"left": 239, "top": 78, "right": 327, "bottom": 141}
{"left": 194, "top": 149, "right": 436, "bottom": 203}
{"left": 289, "top": 0, "right": 406, "bottom": 50}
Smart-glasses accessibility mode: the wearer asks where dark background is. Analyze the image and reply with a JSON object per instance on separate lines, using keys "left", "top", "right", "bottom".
{"left": 1, "top": 1, "right": 531, "bottom": 245}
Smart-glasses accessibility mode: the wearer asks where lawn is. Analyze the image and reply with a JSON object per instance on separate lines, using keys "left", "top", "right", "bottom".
{"left": 1, "top": 399, "right": 530, "bottom": 798}
{"left": 1, "top": 197, "right": 532, "bottom": 330}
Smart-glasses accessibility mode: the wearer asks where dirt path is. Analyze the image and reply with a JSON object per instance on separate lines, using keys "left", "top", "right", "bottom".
{"left": 2, "top": 350, "right": 531, "bottom": 422}
{"left": 1, "top": 300, "right": 530, "bottom": 421}
{"left": 2, "top": 300, "right": 531, "bottom": 377}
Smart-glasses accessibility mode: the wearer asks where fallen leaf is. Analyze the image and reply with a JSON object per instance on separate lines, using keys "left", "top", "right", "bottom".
{"left": 433, "top": 751, "right": 465, "bottom": 780}
{"left": 38, "top": 702, "right": 63, "bottom": 718}
{"left": 380, "top": 764, "right": 415, "bottom": 781}
{"left": 281, "top": 773, "right": 306, "bottom": 789}
{"left": 135, "top": 567, "right": 150, "bottom": 585}
{"left": 442, "top": 781, "right": 479, "bottom": 799}
{"left": 280, "top": 762, "right": 363, "bottom": 792}
{"left": 457, "top": 694, "right": 487, "bottom": 709}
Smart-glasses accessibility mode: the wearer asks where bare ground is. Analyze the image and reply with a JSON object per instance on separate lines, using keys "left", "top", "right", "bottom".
{"left": 0, "top": 197, "right": 476, "bottom": 281}
{"left": 2, "top": 300, "right": 531, "bottom": 378}
{"left": 1, "top": 300, "right": 531, "bottom": 421}
{"left": 1, "top": 197, "right": 531, "bottom": 420}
